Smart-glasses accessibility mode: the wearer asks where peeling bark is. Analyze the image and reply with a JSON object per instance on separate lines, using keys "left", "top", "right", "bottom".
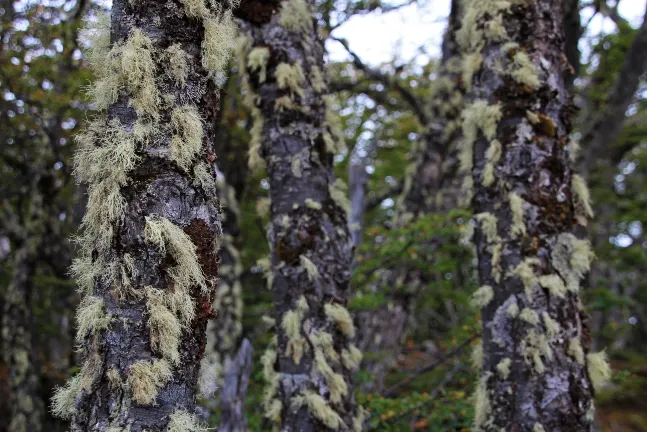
{"left": 460, "top": 0, "right": 596, "bottom": 430}
{"left": 237, "top": 0, "right": 361, "bottom": 429}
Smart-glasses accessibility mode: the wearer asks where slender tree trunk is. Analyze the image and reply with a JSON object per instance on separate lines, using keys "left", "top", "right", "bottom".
{"left": 51, "top": 0, "right": 238, "bottom": 429}
{"left": 354, "top": 0, "right": 465, "bottom": 393}
{"left": 459, "top": 0, "right": 603, "bottom": 430}
{"left": 236, "top": 1, "right": 362, "bottom": 429}
{"left": 218, "top": 338, "right": 253, "bottom": 432}
{"left": 3, "top": 243, "right": 43, "bottom": 432}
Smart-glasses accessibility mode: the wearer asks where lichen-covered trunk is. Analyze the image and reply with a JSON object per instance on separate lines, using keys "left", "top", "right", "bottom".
{"left": 236, "top": 1, "right": 362, "bottom": 430}
{"left": 3, "top": 244, "right": 43, "bottom": 432}
{"left": 354, "top": 0, "right": 465, "bottom": 393}
{"left": 51, "top": 0, "right": 238, "bottom": 429}
{"left": 458, "top": 0, "right": 606, "bottom": 430}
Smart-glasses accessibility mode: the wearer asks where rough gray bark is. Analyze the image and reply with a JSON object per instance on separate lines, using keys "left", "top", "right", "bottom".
{"left": 52, "top": 0, "right": 237, "bottom": 429}
{"left": 218, "top": 338, "right": 253, "bottom": 432}
{"left": 460, "top": 0, "right": 600, "bottom": 430}
{"left": 237, "top": 0, "right": 362, "bottom": 429}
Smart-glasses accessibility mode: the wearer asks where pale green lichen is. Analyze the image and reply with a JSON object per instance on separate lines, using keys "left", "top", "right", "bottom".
{"left": 496, "top": 358, "right": 512, "bottom": 379}
{"left": 178, "top": 0, "right": 209, "bottom": 18}
{"left": 329, "top": 178, "right": 351, "bottom": 216}
{"left": 51, "top": 372, "right": 83, "bottom": 419}
{"left": 533, "top": 424, "right": 546, "bottom": 432}
{"left": 300, "top": 255, "right": 320, "bottom": 281}
{"left": 167, "top": 410, "right": 210, "bottom": 432}
{"left": 509, "top": 192, "right": 526, "bottom": 237}
{"left": 568, "top": 337, "right": 585, "bottom": 364}
{"left": 552, "top": 233, "right": 594, "bottom": 292}
{"left": 473, "top": 373, "right": 492, "bottom": 431}
{"left": 324, "top": 303, "right": 355, "bottom": 338}
{"left": 171, "top": 105, "right": 204, "bottom": 171}
{"left": 313, "top": 350, "right": 348, "bottom": 403}
{"left": 127, "top": 359, "right": 172, "bottom": 405}
{"left": 507, "top": 302, "right": 519, "bottom": 318}
{"left": 305, "top": 198, "right": 322, "bottom": 210}
{"left": 247, "top": 46, "right": 270, "bottom": 83}
{"left": 275, "top": 62, "right": 305, "bottom": 98}
{"left": 144, "top": 215, "right": 207, "bottom": 292}
{"left": 310, "top": 65, "right": 327, "bottom": 93}
{"left": 118, "top": 29, "right": 160, "bottom": 118}
{"left": 538, "top": 274, "right": 567, "bottom": 298}
{"left": 587, "top": 350, "right": 612, "bottom": 391}
{"left": 472, "top": 341, "right": 483, "bottom": 370}
{"left": 164, "top": 43, "right": 188, "bottom": 86}
{"left": 282, "top": 296, "right": 310, "bottom": 364}
{"left": 292, "top": 392, "right": 345, "bottom": 430}
{"left": 279, "top": 0, "right": 313, "bottom": 33}
{"left": 323, "top": 96, "right": 346, "bottom": 155}
{"left": 519, "top": 308, "right": 539, "bottom": 326}
{"left": 75, "top": 296, "right": 112, "bottom": 344}
{"left": 572, "top": 174, "right": 594, "bottom": 218}
{"left": 463, "top": 101, "right": 502, "bottom": 146}
{"left": 510, "top": 51, "right": 540, "bottom": 88}
{"left": 507, "top": 258, "right": 540, "bottom": 301}
{"left": 461, "top": 53, "right": 483, "bottom": 91}
{"left": 341, "top": 344, "right": 362, "bottom": 371}
{"left": 471, "top": 285, "right": 494, "bottom": 308}
{"left": 145, "top": 286, "right": 183, "bottom": 364}
{"left": 482, "top": 140, "right": 502, "bottom": 186}
{"left": 202, "top": 11, "right": 237, "bottom": 77}
{"left": 475, "top": 212, "right": 503, "bottom": 281}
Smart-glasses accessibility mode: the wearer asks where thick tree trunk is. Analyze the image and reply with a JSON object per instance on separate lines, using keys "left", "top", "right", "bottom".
{"left": 52, "top": 0, "right": 237, "bottom": 429}
{"left": 459, "top": 0, "right": 602, "bottom": 430}
{"left": 236, "top": 1, "right": 362, "bottom": 430}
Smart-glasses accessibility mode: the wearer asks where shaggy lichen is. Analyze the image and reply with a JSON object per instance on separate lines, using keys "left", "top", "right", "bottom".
{"left": 587, "top": 350, "right": 612, "bottom": 391}
{"left": 202, "top": 11, "right": 237, "bottom": 77}
{"left": 519, "top": 308, "right": 539, "bottom": 326}
{"left": 496, "top": 358, "right": 512, "bottom": 379}
{"left": 127, "top": 359, "right": 172, "bottom": 405}
{"left": 510, "top": 51, "right": 540, "bottom": 89}
{"left": 538, "top": 274, "right": 567, "bottom": 298}
{"left": 341, "top": 344, "right": 362, "bottom": 371}
{"left": 300, "top": 255, "right": 320, "bottom": 281}
{"left": 75, "top": 296, "right": 112, "bottom": 344}
{"left": 471, "top": 285, "right": 494, "bottom": 308}
{"left": 314, "top": 350, "right": 348, "bottom": 403}
{"left": 275, "top": 62, "right": 306, "bottom": 98}
{"left": 51, "top": 372, "right": 83, "bottom": 419}
{"left": 167, "top": 410, "right": 210, "bottom": 432}
{"left": 170, "top": 105, "right": 204, "bottom": 171}
{"left": 178, "top": 0, "right": 209, "bottom": 19}
{"left": 292, "top": 392, "right": 345, "bottom": 430}
{"left": 282, "top": 296, "right": 310, "bottom": 364}
{"left": 543, "top": 312, "right": 560, "bottom": 338}
{"left": 552, "top": 233, "right": 594, "bottom": 292}
{"left": 509, "top": 192, "right": 526, "bottom": 237}
{"left": 164, "top": 44, "right": 188, "bottom": 86}
{"left": 568, "top": 337, "right": 585, "bottom": 365}
{"left": 572, "top": 174, "right": 594, "bottom": 218}
{"left": 329, "top": 178, "right": 351, "bottom": 215}
{"left": 507, "top": 258, "right": 540, "bottom": 301}
{"left": 279, "top": 0, "right": 313, "bottom": 33}
{"left": 482, "top": 140, "right": 502, "bottom": 186}
{"left": 475, "top": 212, "right": 503, "bottom": 281}
{"left": 144, "top": 215, "right": 207, "bottom": 292}
{"left": 145, "top": 286, "right": 183, "bottom": 364}
{"left": 247, "top": 47, "right": 270, "bottom": 83}
{"left": 324, "top": 303, "right": 355, "bottom": 338}
{"left": 473, "top": 373, "right": 492, "bottom": 430}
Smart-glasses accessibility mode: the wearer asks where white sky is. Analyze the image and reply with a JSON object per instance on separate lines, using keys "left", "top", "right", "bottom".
{"left": 327, "top": 0, "right": 647, "bottom": 66}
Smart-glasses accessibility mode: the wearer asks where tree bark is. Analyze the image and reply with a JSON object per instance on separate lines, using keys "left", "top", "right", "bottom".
{"left": 237, "top": 1, "right": 362, "bottom": 429}
{"left": 3, "top": 243, "right": 43, "bottom": 432}
{"left": 218, "top": 338, "right": 253, "bottom": 432}
{"left": 459, "top": 0, "right": 599, "bottom": 430}
{"left": 53, "top": 0, "right": 237, "bottom": 429}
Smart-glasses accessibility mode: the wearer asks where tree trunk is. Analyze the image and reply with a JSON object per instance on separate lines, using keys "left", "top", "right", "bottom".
{"left": 236, "top": 1, "right": 362, "bottom": 429}
{"left": 52, "top": 0, "right": 238, "bottom": 429}
{"left": 354, "top": 0, "right": 465, "bottom": 393}
{"left": 218, "top": 338, "right": 253, "bottom": 432}
{"left": 459, "top": 0, "right": 601, "bottom": 430}
{"left": 3, "top": 243, "right": 43, "bottom": 432}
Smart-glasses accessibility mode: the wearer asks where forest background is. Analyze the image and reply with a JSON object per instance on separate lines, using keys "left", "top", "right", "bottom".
{"left": 2, "top": 0, "right": 647, "bottom": 430}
